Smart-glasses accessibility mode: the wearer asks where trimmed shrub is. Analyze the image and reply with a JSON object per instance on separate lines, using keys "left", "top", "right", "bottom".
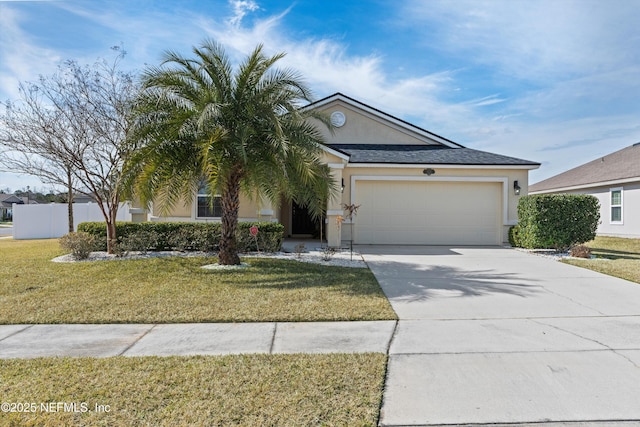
{"left": 236, "top": 222, "right": 284, "bottom": 253}
{"left": 516, "top": 194, "right": 600, "bottom": 251}
{"left": 77, "top": 221, "right": 284, "bottom": 253}
{"left": 119, "top": 230, "right": 161, "bottom": 254}
{"left": 508, "top": 225, "right": 521, "bottom": 247}
{"left": 59, "top": 232, "right": 97, "bottom": 260}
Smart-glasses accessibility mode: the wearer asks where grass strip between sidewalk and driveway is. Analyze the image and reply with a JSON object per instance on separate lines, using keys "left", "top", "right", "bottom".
{"left": 0, "top": 239, "right": 396, "bottom": 324}
{"left": 562, "top": 236, "right": 640, "bottom": 284}
{"left": 0, "top": 353, "right": 387, "bottom": 426}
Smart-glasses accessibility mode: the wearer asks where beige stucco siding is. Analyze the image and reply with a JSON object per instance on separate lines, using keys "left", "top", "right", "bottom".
{"left": 150, "top": 195, "right": 191, "bottom": 218}
{"left": 312, "top": 100, "right": 440, "bottom": 146}
{"left": 151, "top": 192, "right": 273, "bottom": 222}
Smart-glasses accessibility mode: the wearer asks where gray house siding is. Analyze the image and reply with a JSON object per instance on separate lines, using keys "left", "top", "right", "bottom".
{"left": 557, "top": 183, "right": 640, "bottom": 238}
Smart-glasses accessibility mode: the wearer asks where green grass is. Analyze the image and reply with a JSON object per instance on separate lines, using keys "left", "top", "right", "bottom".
{"left": 0, "top": 239, "right": 396, "bottom": 324}
{"left": 0, "top": 353, "right": 387, "bottom": 426}
{"left": 562, "top": 236, "right": 640, "bottom": 284}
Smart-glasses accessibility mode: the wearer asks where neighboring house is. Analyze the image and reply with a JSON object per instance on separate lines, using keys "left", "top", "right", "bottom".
{"left": 529, "top": 143, "right": 640, "bottom": 238}
{"left": 144, "top": 93, "right": 540, "bottom": 246}
{"left": 72, "top": 194, "right": 95, "bottom": 204}
{"left": 0, "top": 194, "right": 24, "bottom": 221}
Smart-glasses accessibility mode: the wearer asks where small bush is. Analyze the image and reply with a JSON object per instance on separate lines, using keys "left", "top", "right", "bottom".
{"left": 569, "top": 244, "right": 592, "bottom": 258}
{"left": 321, "top": 246, "right": 337, "bottom": 262}
{"left": 59, "top": 232, "right": 97, "bottom": 260}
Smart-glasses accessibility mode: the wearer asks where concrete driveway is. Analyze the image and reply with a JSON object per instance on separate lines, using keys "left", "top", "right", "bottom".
{"left": 360, "top": 245, "right": 640, "bottom": 426}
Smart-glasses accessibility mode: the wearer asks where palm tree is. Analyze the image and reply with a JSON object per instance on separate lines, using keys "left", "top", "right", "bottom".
{"left": 125, "top": 40, "right": 336, "bottom": 265}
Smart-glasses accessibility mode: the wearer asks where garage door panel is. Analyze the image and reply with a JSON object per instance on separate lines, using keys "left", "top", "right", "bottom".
{"left": 354, "top": 180, "right": 501, "bottom": 245}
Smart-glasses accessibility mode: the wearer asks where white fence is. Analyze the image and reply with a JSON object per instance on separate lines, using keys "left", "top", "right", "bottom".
{"left": 12, "top": 203, "right": 132, "bottom": 239}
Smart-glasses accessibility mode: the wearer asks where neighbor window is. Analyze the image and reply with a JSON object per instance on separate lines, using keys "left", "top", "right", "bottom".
{"left": 610, "top": 188, "right": 623, "bottom": 223}
{"left": 197, "top": 183, "right": 222, "bottom": 218}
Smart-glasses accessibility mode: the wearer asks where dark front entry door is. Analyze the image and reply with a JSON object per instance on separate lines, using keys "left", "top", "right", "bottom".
{"left": 291, "top": 202, "right": 315, "bottom": 235}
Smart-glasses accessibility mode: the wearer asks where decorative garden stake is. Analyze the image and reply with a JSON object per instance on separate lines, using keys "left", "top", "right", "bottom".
{"left": 335, "top": 214, "right": 344, "bottom": 248}
{"left": 249, "top": 225, "right": 260, "bottom": 253}
{"left": 341, "top": 203, "right": 361, "bottom": 261}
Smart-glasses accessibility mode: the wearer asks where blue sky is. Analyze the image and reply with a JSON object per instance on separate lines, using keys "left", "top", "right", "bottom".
{"left": 1, "top": 0, "right": 639, "bottom": 192}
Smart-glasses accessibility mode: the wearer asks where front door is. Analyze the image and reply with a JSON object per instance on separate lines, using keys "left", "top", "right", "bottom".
{"left": 291, "top": 202, "right": 316, "bottom": 235}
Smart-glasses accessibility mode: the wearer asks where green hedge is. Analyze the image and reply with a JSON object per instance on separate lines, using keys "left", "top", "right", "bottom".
{"left": 514, "top": 194, "right": 600, "bottom": 250}
{"left": 77, "top": 221, "right": 284, "bottom": 253}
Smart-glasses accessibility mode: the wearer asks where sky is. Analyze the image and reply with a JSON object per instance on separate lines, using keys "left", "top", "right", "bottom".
{"left": 1, "top": 0, "right": 639, "bottom": 192}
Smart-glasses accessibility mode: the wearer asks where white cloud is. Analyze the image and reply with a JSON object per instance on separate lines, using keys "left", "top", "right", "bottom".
{"left": 401, "top": 0, "right": 640, "bottom": 82}
{"left": 197, "top": 6, "right": 473, "bottom": 136}
{"left": 227, "top": 0, "right": 260, "bottom": 26}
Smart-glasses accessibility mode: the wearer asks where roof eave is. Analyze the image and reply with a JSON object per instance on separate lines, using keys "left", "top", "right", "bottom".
{"left": 530, "top": 175, "right": 640, "bottom": 194}
{"left": 346, "top": 162, "right": 540, "bottom": 170}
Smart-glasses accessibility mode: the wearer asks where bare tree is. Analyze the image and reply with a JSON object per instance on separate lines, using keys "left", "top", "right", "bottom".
{"left": 0, "top": 48, "right": 138, "bottom": 252}
{"left": 0, "top": 82, "right": 79, "bottom": 231}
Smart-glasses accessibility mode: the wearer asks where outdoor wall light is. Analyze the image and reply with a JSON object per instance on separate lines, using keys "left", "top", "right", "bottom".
{"left": 423, "top": 168, "right": 435, "bottom": 176}
{"left": 513, "top": 180, "right": 521, "bottom": 196}
{"left": 341, "top": 178, "right": 345, "bottom": 193}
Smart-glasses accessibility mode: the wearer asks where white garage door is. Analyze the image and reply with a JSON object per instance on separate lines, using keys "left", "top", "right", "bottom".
{"left": 354, "top": 180, "right": 502, "bottom": 245}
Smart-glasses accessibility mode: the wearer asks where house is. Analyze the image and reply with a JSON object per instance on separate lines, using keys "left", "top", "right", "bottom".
{"left": 144, "top": 93, "right": 540, "bottom": 246}
{"left": 529, "top": 143, "right": 640, "bottom": 238}
{"left": 0, "top": 194, "right": 24, "bottom": 221}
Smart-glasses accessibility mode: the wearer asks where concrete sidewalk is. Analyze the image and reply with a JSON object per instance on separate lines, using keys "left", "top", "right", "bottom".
{"left": 0, "top": 321, "right": 396, "bottom": 359}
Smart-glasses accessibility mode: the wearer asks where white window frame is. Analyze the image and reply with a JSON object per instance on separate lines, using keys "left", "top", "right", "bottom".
{"left": 610, "top": 187, "right": 623, "bottom": 224}
{"left": 196, "top": 184, "right": 223, "bottom": 219}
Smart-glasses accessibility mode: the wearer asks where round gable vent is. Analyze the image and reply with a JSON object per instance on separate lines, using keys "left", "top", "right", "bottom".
{"left": 330, "top": 111, "right": 346, "bottom": 127}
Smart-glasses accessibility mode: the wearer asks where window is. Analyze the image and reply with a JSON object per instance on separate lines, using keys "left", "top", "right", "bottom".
{"left": 610, "top": 188, "right": 623, "bottom": 224}
{"left": 197, "top": 183, "right": 222, "bottom": 218}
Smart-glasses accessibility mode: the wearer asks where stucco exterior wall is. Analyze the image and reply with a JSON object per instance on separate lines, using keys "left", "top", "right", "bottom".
{"left": 312, "top": 100, "right": 439, "bottom": 146}
{"left": 150, "top": 192, "right": 275, "bottom": 222}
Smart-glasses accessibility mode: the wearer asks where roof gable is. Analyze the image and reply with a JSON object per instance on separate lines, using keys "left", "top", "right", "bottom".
{"left": 304, "top": 93, "right": 539, "bottom": 168}
{"left": 0, "top": 194, "right": 23, "bottom": 203}
{"left": 306, "top": 93, "right": 462, "bottom": 148}
{"left": 530, "top": 143, "right": 640, "bottom": 192}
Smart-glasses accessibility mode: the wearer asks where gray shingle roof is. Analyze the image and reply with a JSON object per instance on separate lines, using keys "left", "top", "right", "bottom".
{"left": 530, "top": 143, "right": 640, "bottom": 192}
{"left": 326, "top": 144, "right": 540, "bottom": 166}
{"left": 0, "top": 194, "right": 23, "bottom": 207}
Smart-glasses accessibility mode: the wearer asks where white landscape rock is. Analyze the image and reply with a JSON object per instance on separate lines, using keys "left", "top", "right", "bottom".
{"left": 52, "top": 247, "right": 367, "bottom": 268}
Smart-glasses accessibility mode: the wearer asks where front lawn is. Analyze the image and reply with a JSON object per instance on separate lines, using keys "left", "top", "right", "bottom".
{"left": 0, "top": 353, "right": 387, "bottom": 426}
{"left": 562, "top": 236, "right": 640, "bottom": 284}
{"left": 0, "top": 239, "right": 396, "bottom": 324}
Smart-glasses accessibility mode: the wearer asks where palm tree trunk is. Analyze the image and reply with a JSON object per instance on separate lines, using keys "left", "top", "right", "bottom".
{"left": 218, "top": 169, "right": 242, "bottom": 265}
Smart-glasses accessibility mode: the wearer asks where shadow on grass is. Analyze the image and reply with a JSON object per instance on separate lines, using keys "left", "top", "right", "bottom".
{"left": 590, "top": 248, "right": 640, "bottom": 261}
{"left": 198, "top": 257, "right": 385, "bottom": 297}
